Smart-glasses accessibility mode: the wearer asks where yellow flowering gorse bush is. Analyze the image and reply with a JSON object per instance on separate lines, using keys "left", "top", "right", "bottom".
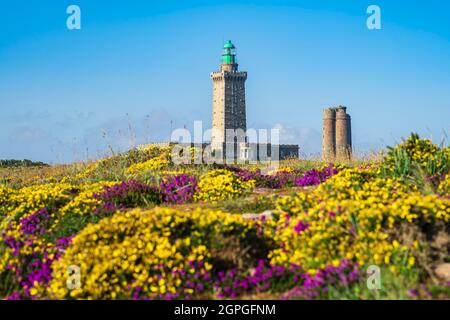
{"left": 48, "top": 207, "right": 261, "bottom": 299}
{"left": 268, "top": 168, "right": 450, "bottom": 275}
{"left": 59, "top": 182, "right": 116, "bottom": 216}
{"left": 194, "top": 169, "right": 255, "bottom": 203}
{"left": 126, "top": 155, "right": 170, "bottom": 174}
{"left": 0, "top": 183, "right": 76, "bottom": 228}
{"left": 381, "top": 133, "right": 450, "bottom": 176}
{"left": 438, "top": 174, "right": 450, "bottom": 196}
{"left": 1, "top": 135, "right": 450, "bottom": 300}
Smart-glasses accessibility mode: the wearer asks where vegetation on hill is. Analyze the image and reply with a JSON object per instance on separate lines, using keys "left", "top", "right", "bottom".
{"left": 0, "top": 159, "right": 48, "bottom": 168}
{"left": 0, "top": 134, "right": 449, "bottom": 300}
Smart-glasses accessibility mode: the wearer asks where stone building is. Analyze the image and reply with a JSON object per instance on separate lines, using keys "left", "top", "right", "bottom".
{"left": 211, "top": 40, "right": 247, "bottom": 151}
{"left": 210, "top": 40, "right": 299, "bottom": 161}
{"left": 322, "top": 106, "right": 352, "bottom": 162}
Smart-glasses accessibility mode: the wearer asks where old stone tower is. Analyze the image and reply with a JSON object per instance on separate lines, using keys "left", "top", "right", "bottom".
{"left": 211, "top": 40, "right": 248, "bottom": 152}
{"left": 322, "top": 106, "right": 352, "bottom": 162}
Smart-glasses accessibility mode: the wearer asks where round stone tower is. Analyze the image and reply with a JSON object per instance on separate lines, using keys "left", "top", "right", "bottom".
{"left": 335, "top": 106, "right": 352, "bottom": 161}
{"left": 322, "top": 106, "right": 352, "bottom": 162}
{"left": 322, "top": 108, "right": 336, "bottom": 162}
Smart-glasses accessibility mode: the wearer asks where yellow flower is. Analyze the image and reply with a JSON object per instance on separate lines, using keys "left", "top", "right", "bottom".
{"left": 48, "top": 207, "right": 256, "bottom": 299}
{"left": 126, "top": 155, "right": 170, "bottom": 174}
{"left": 194, "top": 169, "right": 255, "bottom": 203}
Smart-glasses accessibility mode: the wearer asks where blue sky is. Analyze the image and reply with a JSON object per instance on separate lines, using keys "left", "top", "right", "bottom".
{"left": 1, "top": 0, "right": 449, "bottom": 163}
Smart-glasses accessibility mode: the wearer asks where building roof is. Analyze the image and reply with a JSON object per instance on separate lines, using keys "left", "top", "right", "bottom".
{"left": 223, "top": 40, "right": 235, "bottom": 49}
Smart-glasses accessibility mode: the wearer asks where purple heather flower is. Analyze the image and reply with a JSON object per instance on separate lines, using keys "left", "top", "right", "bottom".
{"left": 4, "top": 235, "right": 22, "bottom": 256}
{"left": 281, "top": 259, "right": 360, "bottom": 300}
{"left": 55, "top": 235, "right": 74, "bottom": 250}
{"left": 5, "top": 292, "right": 22, "bottom": 300}
{"left": 159, "top": 174, "right": 197, "bottom": 204}
{"left": 294, "top": 165, "right": 340, "bottom": 187}
{"left": 227, "top": 166, "right": 301, "bottom": 188}
{"left": 407, "top": 289, "right": 419, "bottom": 298}
{"left": 294, "top": 220, "right": 309, "bottom": 234}
{"left": 94, "top": 180, "right": 161, "bottom": 210}
{"left": 19, "top": 208, "right": 51, "bottom": 236}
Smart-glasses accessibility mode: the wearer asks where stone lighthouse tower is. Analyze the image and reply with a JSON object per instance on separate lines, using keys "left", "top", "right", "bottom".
{"left": 211, "top": 40, "right": 248, "bottom": 154}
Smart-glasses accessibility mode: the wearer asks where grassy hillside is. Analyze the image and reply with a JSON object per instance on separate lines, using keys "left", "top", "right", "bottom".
{"left": 0, "top": 134, "right": 449, "bottom": 300}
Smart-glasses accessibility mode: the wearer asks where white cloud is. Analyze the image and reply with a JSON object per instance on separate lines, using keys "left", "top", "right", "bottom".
{"left": 272, "top": 123, "right": 322, "bottom": 157}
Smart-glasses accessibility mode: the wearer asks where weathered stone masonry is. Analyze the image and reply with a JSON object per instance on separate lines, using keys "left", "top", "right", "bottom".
{"left": 322, "top": 106, "right": 352, "bottom": 162}
{"left": 211, "top": 40, "right": 299, "bottom": 160}
{"left": 211, "top": 68, "right": 247, "bottom": 150}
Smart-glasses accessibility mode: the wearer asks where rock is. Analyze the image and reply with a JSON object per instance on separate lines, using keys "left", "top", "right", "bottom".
{"left": 435, "top": 263, "right": 450, "bottom": 281}
{"left": 242, "top": 210, "right": 273, "bottom": 220}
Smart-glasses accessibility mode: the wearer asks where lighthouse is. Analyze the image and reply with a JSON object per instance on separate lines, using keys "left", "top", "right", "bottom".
{"left": 210, "top": 40, "right": 248, "bottom": 155}
{"left": 209, "top": 40, "right": 299, "bottom": 162}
